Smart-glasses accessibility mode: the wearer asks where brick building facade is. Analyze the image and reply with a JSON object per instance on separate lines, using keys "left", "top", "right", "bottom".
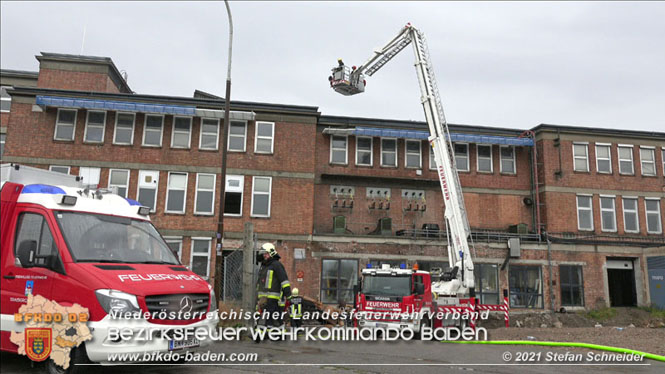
{"left": 1, "top": 53, "right": 663, "bottom": 312}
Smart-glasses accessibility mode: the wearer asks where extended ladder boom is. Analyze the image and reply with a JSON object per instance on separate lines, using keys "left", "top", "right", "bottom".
{"left": 332, "top": 24, "right": 474, "bottom": 293}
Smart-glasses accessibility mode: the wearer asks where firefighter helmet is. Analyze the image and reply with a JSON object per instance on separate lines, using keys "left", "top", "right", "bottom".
{"left": 261, "top": 242, "right": 278, "bottom": 258}
{"left": 292, "top": 288, "right": 299, "bottom": 297}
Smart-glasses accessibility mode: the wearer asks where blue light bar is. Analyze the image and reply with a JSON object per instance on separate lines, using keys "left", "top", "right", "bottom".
{"left": 353, "top": 127, "right": 534, "bottom": 146}
{"left": 124, "top": 198, "right": 141, "bottom": 206}
{"left": 366, "top": 263, "right": 372, "bottom": 269}
{"left": 399, "top": 263, "right": 407, "bottom": 269}
{"left": 21, "top": 184, "right": 66, "bottom": 195}
{"left": 36, "top": 96, "right": 196, "bottom": 116}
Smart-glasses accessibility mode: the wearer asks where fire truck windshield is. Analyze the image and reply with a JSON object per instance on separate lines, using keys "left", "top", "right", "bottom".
{"left": 55, "top": 211, "right": 179, "bottom": 265}
{"left": 362, "top": 275, "right": 411, "bottom": 297}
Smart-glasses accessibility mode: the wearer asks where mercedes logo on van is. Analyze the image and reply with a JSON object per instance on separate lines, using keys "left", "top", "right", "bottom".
{"left": 179, "top": 296, "right": 193, "bottom": 313}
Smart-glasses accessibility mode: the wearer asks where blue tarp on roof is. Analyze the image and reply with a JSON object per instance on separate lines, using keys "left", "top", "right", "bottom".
{"left": 36, "top": 96, "right": 196, "bottom": 116}
{"left": 354, "top": 126, "right": 533, "bottom": 146}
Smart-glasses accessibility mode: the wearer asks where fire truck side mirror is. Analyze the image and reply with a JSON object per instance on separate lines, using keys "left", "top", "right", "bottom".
{"left": 17, "top": 240, "right": 37, "bottom": 268}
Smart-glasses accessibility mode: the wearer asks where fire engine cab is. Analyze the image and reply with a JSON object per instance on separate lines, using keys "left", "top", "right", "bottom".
{"left": 1, "top": 164, "right": 218, "bottom": 373}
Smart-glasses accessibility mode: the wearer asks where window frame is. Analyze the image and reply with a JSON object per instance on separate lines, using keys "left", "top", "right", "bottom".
{"left": 163, "top": 236, "right": 183, "bottom": 262}
{"left": 355, "top": 136, "right": 373, "bottom": 166}
{"left": 78, "top": 166, "right": 101, "bottom": 188}
{"left": 500, "top": 145, "right": 516, "bottom": 174}
{"left": 595, "top": 143, "right": 612, "bottom": 174}
{"left": 194, "top": 173, "right": 216, "bottom": 216}
{"left": 476, "top": 144, "right": 493, "bottom": 173}
{"left": 171, "top": 116, "right": 192, "bottom": 149}
{"left": 599, "top": 195, "right": 617, "bottom": 232}
{"left": 137, "top": 170, "right": 159, "bottom": 213}
{"left": 380, "top": 137, "right": 398, "bottom": 167}
{"left": 165, "top": 172, "right": 188, "bottom": 214}
{"left": 142, "top": 114, "right": 164, "bottom": 147}
{"left": 199, "top": 118, "right": 220, "bottom": 151}
{"left": 224, "top": 175, "right": 244, "bottom": 217}
{"left": 404, "top": 139, "right": 422, "bottom": 169}
{"left": 617, "top": 144, "right": 634, "bottom": 175}
{"left": 250, "top": 176, "right": 272, "bottom": 218}
{"left": 54, "top": 108, "right": 78, "bottom": 141}
{"left": 227, "top": 120, "right": 247, "bottom": 152}
{"left": 0, "top": 85, "right": 11, "bottom": 113}
{"left": 320, "top": 258, "right": 359, "bottom": 305}
{"left": 108, "top": 168, "right": 130, "bottom": 198}
{"left": 639, "top": 146, "right": 656, "bottom": 176}
{"left": 559, "top": 265, "right": 584, "bottom": 307}
{"left": 49, "top": 165, "right": 71, "bottom": 174}
{"left": 428, "top": 145, "right": 437, "bottom": 170}
{"left": 454, "top": 143, "right": 469, "bottom": 172}
{"left": 330, "top": 135, "right": 348, "bottom": 165}
{"left": 508, "top": 265, "right": 543, "bottom": 309}
{"left": 572, "top": 142, "right": 589, "bottom": 172}
{"left": 254, "top": 121, "right": 275, "bottom": 154}
{"left": 113, "top": 112, "right": 136, "bottom": 145}
{"left": 0, "top": 133, "right": 5, "bottom": 158}
{"left": 190, "top": 237, "right": 211, "bottom": 279}
{"left": 576, "top": 194, "right": 594, "bottom": 231}
{"left": 621, "top": 196, "right": 640, "bottom": 234}
{"left": 474, "top": 263, "right": 499, "bottom": 305}
{"left": 645, "top": 198, "right": 663, "bottom": 234}
{"left": 83, "top": 110, "right": 107, "bottom": 143}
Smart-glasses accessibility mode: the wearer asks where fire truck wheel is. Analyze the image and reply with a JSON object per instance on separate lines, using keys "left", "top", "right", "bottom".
{"left": 416, "top": 317, "right": 431, "bottom": 339}
{"left": 45, "top": 344, "right": 90, "bottom": 374}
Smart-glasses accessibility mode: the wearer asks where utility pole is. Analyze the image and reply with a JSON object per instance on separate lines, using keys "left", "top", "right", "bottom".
{"left": 214, "top": 0, "right": 233, "bottom": 300}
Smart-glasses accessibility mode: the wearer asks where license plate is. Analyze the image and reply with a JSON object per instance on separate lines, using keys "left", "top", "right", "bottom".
{"left": 169, "top": 338, "right": 200, "bottom": 351}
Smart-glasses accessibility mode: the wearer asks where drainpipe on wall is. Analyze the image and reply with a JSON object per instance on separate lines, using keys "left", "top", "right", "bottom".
{"left": 546, "top": 233, "right": 555, "bottom": 312}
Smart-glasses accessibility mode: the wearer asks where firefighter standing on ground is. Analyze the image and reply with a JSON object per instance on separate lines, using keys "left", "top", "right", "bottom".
{"left": 289, "top": 288, "right": 303, "bottom": 328}
{"left": 256, "top": 243, "right": 292, "bottom": 328}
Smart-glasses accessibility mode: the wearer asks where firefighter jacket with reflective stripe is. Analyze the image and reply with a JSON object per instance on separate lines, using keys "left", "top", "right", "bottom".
{"left": 289, "top": 296, "right": 303, "bottom": 318}
{"left": 257, "top": 257, "right": 291, "bottom": 301}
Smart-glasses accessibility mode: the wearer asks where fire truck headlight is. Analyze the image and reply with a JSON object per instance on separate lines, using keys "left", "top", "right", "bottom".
{"left": 96, "top": 289, "right": 141, "bottom": 315}
{"left": 209, "top": 288, "right": 217, "bottom": 312}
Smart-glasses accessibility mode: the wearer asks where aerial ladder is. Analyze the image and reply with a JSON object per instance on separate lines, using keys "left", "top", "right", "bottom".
{"left": 330, "top": 23, "right": 475, "bottom": 303}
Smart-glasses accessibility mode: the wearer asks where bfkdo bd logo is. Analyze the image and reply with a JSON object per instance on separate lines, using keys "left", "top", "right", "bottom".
{"left": 25, "top": 328, "right": 52, "bottom": 362}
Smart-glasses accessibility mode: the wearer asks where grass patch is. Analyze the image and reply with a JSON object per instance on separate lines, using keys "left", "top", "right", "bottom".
{"left": 638, "top": 305, "right": 665, "bottom": 319}
{"left": 585, "top": 307, "right": 617, "bottom": 321}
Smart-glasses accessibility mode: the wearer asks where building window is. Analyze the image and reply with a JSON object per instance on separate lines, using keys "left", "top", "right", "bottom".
{"left": 639, "top": 146, "right": 656, "bottom": 176}
{"left": 164, "top": 237, "right": 183, "bottom": 262}
{"left": 477, "top": 144, "right": 493, "bottom": 173}
{"left": 108, "top": 169, "right": 130, "bottom": 198}
{"left": 330, "top": 135, "right": 348, "bottom": 164}
{"left": 49, "top": 165, "right": 70, "bottom": 174}
{"left": 228, "top": 121, "right": 247, "bottom": 152}
{"left": 78, "top": 167, "right": 100, "bottom": 188}
{"left": 0, "top": 134, "right": 5, "bottom": 158}
{"left": 0, "top": 86, "right": 11, "bottom": 112}
{"left": 199, "top": 119, "right": 219, "bottom": 150}
{"left": 509, "top": 265, "right": 543, "bottom": 308}
{"left": 474, "top": 264, "right": 499, "bottom": 305}
{"left": 576, "top": 195, "right": 593, "bottom": 231}
{"left": 255, "top": 121, "right": 275, "bottom": 154}
{"left": 645, "top": 199, "right": 663, "bottom": 234}
{"left": 429, "top": 145, "right": 437, "bottom": 170}
{"left": 113, "top": 113, "right": 135, "bottom": 145}
{"left": 662, "top": 148, "right": 665, "bottom": 175}
{"left": 250, "top": 176, "right": 272, "bottom": 217}
{"left": 166, "top": 172, "right": 188, "bottom": 214}
{"left": 560, "top": 265, "right": 584, "bottom": 307}
{"left": 83, "top": 111, "right": 106, "bottom": 143}
{"left": 572, "top": 143, "right": 589, "bottom": 172}
{"left": 320, "top": 259, "right": 358, "bottom": 304}
{"left": 500, "top": 146, "right": 516, "bottom": 174}
{"left": 405, "top": 140, "right": 422, "bottom": 168}
{"left": 137, "top": 170, "right": 159, "bottom": 212}
{"left": 381, "top": 138, "right": 397, "bottom": 167}
{"left": 622, "top": 197, "right": 639, "bottom": 233}
{"left": 618, "top": 145, "right": 634, "bottom": 175}
{"left": 195, "top": 173, "right": 216, "bottom": 215}
{"left": 600, "top": 196, "right": 617, "bottom": 232}
{"left": 224, "top": 175, "right": 244, "bottom": 216}
{"left": 54, "top": 109, "right": 77, "bottom": 141}
{"left": 171, "top": 117, "right": 192, "bottom": 148}
{"left": 594, "top": 143, "right": 612, "bottom": 174}
{"left": 190, "top": 238, "right": 211, "bottom": 278}
{"left": 455, "top": 143, "right": 469, "bottom": 171}
{"left": 333, "top": 216, "right": 347, "bottom": 234}
{"left": 142, "top": 115, "right": 164, "bottom": 147}
{"left": 356, "top": 137, "right": 373, "bottom": 166}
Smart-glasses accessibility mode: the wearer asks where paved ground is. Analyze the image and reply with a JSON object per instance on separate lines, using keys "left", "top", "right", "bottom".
{"left": 2, "top": 337, "right": 664, "bottom": 374}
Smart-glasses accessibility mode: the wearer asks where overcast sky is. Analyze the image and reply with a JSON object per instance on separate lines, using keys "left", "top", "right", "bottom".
{"left": 2, "top": 1, "right": 664, "bottom": 132}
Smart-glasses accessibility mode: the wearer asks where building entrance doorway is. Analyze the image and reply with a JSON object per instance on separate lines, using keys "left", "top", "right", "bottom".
{"left": 607, "top": 259, "right": 636, "bottom": 307}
